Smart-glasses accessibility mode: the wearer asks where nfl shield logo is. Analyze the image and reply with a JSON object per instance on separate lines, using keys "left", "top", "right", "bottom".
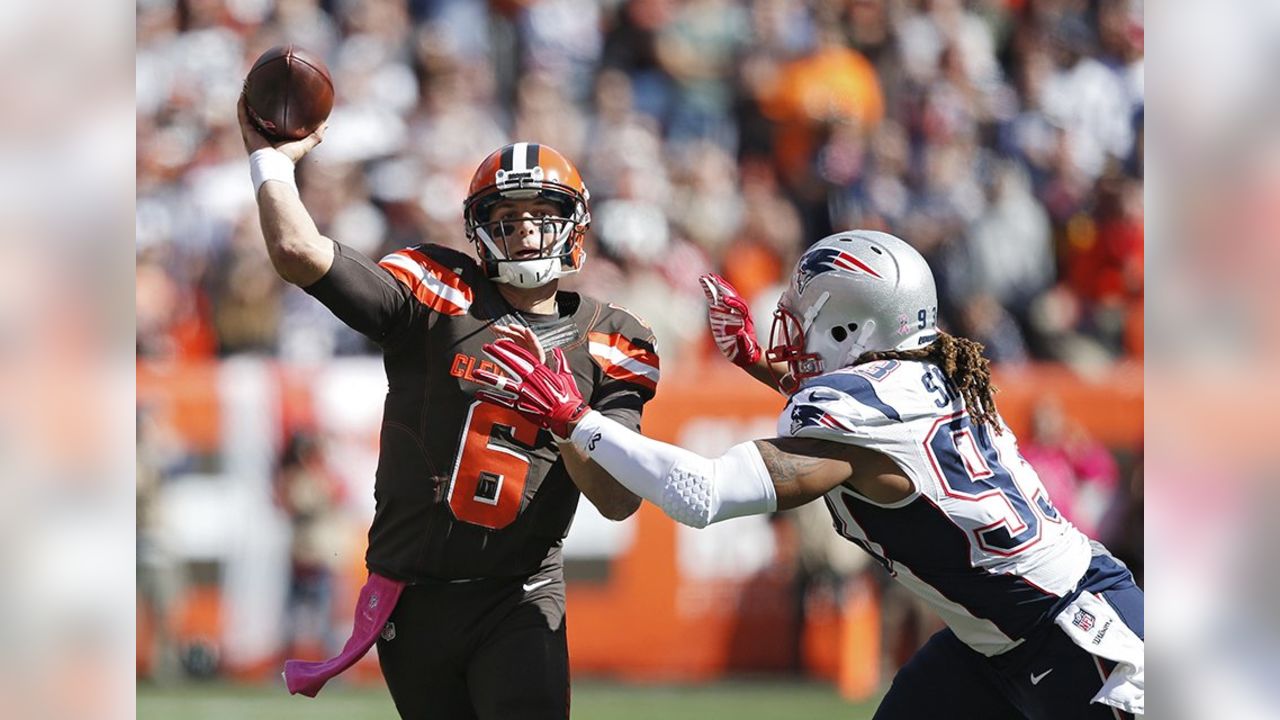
{"left": 1072, "top": 609, "right": 1095, "bottom": 632}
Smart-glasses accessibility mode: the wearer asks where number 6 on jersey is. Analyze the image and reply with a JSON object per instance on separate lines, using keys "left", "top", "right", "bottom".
{"left": 448, "top": 401, "right": 541, "bottom": 529}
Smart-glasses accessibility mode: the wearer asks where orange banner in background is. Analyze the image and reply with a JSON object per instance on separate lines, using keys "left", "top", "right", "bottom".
{"left": 136, "top": 359, "right": 1143, "bottom": 452}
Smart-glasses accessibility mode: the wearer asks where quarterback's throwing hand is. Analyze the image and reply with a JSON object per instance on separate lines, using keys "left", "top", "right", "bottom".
{"left": 699, "top": 273, "right": 762, "bottom": 367}
{"left": 237, "top": 93, "right": 326, "bottom": 163}
{"left": 474, "top": 340, "right": 590, "bottom": 439}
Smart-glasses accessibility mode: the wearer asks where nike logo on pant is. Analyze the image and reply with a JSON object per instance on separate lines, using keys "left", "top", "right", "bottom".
{"left": 1030, "top": 669, "right": 1053, "bottom": 685}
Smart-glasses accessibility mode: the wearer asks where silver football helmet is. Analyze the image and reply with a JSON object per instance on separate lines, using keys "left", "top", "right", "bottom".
{"left": 767, "top": 230, "right": 939, "bottom": 389}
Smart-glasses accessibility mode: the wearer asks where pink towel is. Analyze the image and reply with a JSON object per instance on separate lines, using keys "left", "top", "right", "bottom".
{"left": 283, "top": 573, "right": 406, "bottom": 697}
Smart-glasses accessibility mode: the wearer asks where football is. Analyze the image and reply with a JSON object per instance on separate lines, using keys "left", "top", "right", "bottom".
{"left": 243, "top": 45, "right": 334, "bottom": 141}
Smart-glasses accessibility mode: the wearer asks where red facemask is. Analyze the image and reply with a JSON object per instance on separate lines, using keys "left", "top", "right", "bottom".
{"left": 766, "top": 304, "right": 824, "bottom": 393}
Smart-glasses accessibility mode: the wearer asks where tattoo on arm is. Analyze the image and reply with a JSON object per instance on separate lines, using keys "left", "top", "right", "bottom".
{"left": 753, "top": 437, "right": 855, "bottom": 510}
{"left": 754, "top": 440, "right": 828, "bottom": 488}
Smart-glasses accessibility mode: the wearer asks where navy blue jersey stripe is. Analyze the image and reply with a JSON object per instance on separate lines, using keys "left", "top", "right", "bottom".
{"left": 833, "top": 491, "right": 1058, "bottom": 640}
{"left": 526, "top": 143, "right": 540, "bottom": 170}
{"left": 1045, "top": 552, "right": 1142, "bottom": 638}
{"left": 807, "top": 373, "right": 902, "bottom": 421}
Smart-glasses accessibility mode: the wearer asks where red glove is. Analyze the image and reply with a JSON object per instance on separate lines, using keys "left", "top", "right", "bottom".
{"left": 473, "top": 339, "right": 590, "bottom": 439}
{"left": 699, "top": 273, "right": 762, "bottom": 367}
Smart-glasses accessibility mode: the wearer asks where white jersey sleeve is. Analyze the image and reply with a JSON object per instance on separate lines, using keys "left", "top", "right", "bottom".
{"left": 779, "top": 359, "right": 1094, "bottom": 656}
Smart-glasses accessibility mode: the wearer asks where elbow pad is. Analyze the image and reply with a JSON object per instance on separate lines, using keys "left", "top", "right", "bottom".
{"left": 662, "top": 443, "right": 776, "bottom": 527}
{"left": 662, "top": 457, "right": 720, "bottom": 528}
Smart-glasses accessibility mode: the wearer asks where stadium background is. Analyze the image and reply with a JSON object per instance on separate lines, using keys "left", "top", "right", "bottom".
{"left": 136, "top": 0, "right": 1143, "bottom": 715}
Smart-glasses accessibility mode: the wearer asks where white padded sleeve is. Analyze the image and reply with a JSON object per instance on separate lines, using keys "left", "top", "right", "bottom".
{"left": 570, "top": 410, "right": 777, "bottom": 527}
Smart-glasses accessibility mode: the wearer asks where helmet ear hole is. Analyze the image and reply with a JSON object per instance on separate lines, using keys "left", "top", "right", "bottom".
{"left": 831, "top": 326, "right": 848, "bottom": 342}
{"left": 847, "top": 323, "right": 859, "bottom": 332}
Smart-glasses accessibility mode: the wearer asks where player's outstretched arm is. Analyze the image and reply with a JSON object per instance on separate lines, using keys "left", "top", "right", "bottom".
{"left": 238, "top": 94, "right": 334, "bottom": 286}
{"left": 472, "top": 339, "right": 874, "bottom": 527}
{"left": 567, "top": 413, "right": 861, "bottom": 523}
{"left": 753, "top": 437, "right": 911, "bottom": 508}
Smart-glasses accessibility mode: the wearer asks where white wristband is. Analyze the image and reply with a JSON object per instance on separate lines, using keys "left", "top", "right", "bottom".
{"left": 249, "top": 147, "right": 297, "bottom": 195}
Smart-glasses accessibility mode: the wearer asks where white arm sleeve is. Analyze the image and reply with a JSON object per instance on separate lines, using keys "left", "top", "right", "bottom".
{"left": 569, "top": 410, "right": 777, "bottom": 528}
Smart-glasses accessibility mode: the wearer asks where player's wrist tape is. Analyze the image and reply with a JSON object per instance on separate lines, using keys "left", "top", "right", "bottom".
{"left": 249, "top": 147, "right": 298, "bottom": 195}
{"left": 570, "top": 410, "right": 777, "bottom": 527}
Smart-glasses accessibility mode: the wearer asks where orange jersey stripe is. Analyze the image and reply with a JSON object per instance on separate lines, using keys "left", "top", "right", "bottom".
{"left": 587, "top": 332, "right": 660, "bottom": 390}
{"left": 601, "top": 365, "right": 658, "bottom": 391}
{"left": 587, "top": 332, "right": 660, "bottom": 368}
{"left": 378, "top": 248, "right": 473, "bottom": 315}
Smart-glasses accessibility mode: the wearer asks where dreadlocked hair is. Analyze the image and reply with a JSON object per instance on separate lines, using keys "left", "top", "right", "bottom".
{"left": 853, "top": 331, "right": 1001, "bottom": 432}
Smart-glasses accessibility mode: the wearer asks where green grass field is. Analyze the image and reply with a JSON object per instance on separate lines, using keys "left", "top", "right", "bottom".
{"left": 139, "top": 679, "right": 883, "bottom": 719}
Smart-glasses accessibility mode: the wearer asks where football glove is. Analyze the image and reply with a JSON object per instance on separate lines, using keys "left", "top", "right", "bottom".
{"left": 699, "top": 273, "right": 762, "bottom": 367}
{"left": 474, "top": 339, "right": 590, "bottom": 439}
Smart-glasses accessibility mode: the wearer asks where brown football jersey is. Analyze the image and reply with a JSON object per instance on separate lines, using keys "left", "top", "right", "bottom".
{"left": 304, "top": 241, "right": 659, "bottom": 581}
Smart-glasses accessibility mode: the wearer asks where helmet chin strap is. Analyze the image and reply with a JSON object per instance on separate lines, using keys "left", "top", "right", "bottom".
{"left": 495, "top": 258, "right": 560, "bottom": 288}
{"left": 800, "top": 292, "right": 831, "bottom": 333}
{"left": 839, "top": 320, "right": 878, "bottom": 367}
{"left": 795, "top": 291, "right": 832, "bottom": 375}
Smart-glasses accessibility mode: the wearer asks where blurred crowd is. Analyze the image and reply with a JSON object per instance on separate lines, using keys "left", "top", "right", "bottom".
{"left": 136, "top": 0, "right": 1144, "bottom": 372}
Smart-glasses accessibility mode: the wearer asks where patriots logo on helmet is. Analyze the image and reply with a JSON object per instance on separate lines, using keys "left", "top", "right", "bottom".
{"left": 790, "top": 404, "right": 855, "bottom": 435}
{"left": 795, "top": 247, "right": 885, "bottom": 293}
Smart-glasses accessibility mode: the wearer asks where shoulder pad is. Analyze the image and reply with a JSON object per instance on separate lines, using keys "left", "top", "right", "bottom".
{"left": 585, "top": 301, "right": 660, "bottom": 393}
{"left": 592, "top": 302, "right": 656, "bottom": 337}
{"left": 587, "top": 332, "right": 659, "bottom": 392}
{"left": 780, "top": 369, "right": 907, "bottom": 442}
{"left": 377, "top": 244, "right": 476, "bottom": 316}
{"left": 801, "top": 369, "right": 903, "bottom": 422}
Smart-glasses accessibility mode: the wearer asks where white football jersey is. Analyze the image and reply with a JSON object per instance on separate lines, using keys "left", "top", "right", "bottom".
{"left": 778, "top": 359, "right": 1093, "bottom": 656}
